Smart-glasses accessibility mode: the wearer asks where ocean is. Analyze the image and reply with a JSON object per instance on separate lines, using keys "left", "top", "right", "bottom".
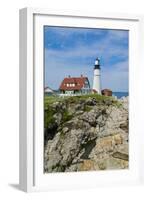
{"left": 113, "top": 92, "right": 128, "bottom": 99}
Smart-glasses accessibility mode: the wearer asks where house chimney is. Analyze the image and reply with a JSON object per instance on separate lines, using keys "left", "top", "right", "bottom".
{"left": 68, "top": 75, "right": 71, "bottom": 78}
{"left": 81, "top": 74, "right": 83, "bottom": 77}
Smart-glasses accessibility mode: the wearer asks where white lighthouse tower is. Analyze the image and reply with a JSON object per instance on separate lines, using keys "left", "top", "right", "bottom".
{"left": 92, "top": 58, "right": 101, "bottom": 94}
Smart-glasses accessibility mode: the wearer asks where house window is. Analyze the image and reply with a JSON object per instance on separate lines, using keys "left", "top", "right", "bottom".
{"left": 65, "top": 90, "right": 74, "bottom": 94}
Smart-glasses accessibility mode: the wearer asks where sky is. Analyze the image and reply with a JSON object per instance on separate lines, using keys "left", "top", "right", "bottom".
{"left": 44, "top": 26, "right": 129, "bottom": 92}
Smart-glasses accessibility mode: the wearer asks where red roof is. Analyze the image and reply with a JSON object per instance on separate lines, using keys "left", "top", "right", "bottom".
{"left": 59, "top": 76, "right": 89, "bottom": 91}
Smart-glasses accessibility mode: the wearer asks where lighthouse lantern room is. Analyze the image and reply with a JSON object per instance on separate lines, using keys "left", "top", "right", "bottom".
{"left": 92, "top": 58, "right": 101, "bottom": 94}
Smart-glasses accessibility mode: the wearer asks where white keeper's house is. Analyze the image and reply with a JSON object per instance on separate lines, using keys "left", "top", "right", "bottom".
{"left": 44, "top": 86, "right": 54, "bottom": 94}
{"left": 59, "top": 75, "right": 90, "bottom": 95}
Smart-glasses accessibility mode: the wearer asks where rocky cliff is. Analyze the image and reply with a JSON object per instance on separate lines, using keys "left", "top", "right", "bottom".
{"left": 44, "top": 95, "right": 129, "bottom": 173}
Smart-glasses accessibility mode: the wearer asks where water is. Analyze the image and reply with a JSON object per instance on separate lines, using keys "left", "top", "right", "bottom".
{"left": 113, "top": 92, "right": 128, "bottom": 99}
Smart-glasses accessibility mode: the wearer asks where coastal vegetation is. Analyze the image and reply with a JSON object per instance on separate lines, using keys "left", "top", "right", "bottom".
{"left": 44, "top": 94, "right": 128, "bottom": 173}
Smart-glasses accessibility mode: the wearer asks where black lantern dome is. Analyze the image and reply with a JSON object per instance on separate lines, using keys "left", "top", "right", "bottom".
{"left": 94, "top": 57, "right": 100, "bottom": 69}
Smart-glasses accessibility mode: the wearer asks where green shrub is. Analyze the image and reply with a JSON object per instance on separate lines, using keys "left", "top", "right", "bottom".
{"left": 44, "top": 106, "right": 56, "bottom": 128}
{"left": 62, "top": 110, "right": 73, "bottom": 123}
{"left": 84, "top": 105, "right": 93, "bottom": 112}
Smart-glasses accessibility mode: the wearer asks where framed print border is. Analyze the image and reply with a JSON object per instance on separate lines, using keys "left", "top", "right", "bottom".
{"left": 19, "top": 7, "right": 144, "bottom": 192}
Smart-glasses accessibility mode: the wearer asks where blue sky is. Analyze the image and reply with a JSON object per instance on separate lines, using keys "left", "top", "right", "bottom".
{"left": 44, "top": 26, "right": 129, "bottom": 92}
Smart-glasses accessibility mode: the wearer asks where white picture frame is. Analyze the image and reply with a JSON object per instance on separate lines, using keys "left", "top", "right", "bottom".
{"left": 19, "top": 7, "right": 144, "bottom": 192}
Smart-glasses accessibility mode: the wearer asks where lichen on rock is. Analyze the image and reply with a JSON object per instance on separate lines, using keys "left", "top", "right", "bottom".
{"left": 44, "top": 95, "right": 129, "bottom": 173}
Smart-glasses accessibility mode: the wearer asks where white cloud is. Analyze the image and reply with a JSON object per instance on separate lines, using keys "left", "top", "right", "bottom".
{"left": 101, "top": 61, "right": 128, "bottom": 92}
{"left": 44, "top": 28, "right": 128, "bottom": 91}
{"left": 45, "top": 55, "right": 128, "bottom": 92}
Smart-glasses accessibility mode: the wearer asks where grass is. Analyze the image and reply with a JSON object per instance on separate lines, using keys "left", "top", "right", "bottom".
{"left": 44, "top": 94, "right": 121, "bottom": 108}
{"left": 44, "top": 95, "right": 64, "bottom": 109}
{"left": 44, "top": 106, "right": 56, "bottom": 128}
{"left": 44, "top": 95, "right": 74, "bottom": 128}
{"left": 44, "top": 94, "right": 122, "bottom": 129}
{"left": 83, "top": 105, "right": 93, "bottom": 112}
{"left": 62, "top": 110, "right": 73, "bottom": 123}
{"left": 44, "top": 94, "right": 117, "bottom": 105}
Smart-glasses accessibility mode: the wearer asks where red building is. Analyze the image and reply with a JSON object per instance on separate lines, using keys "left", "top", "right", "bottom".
{"left": 59, "top": 75, "right": 90, "bottom": 94}
{"left": 101, "top": 89, "right": 112, "bottom": 96}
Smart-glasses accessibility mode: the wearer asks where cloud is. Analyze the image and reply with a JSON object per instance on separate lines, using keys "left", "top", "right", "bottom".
{"left": 44, "top": 26, "right": 107, "bottom": 38}
{"left": 45, "top": 56, "right": 128, "bottom": 92}
{"left": 107, "top": 29, "right": 128, "bottom": 40}
{"left": 44, "top": 27, "right": 129, "bottom": 92}
{"left": 101, "top": 61, "right": 128, "bottom": 92}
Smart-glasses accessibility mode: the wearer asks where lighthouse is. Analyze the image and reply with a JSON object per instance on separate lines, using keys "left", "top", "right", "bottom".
{"left": 92, "top": 58, "right": 101, "bottom": 94}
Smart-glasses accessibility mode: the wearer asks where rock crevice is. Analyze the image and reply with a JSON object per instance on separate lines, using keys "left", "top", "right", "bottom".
{"left": 44, "top": 96, "right": 129, "bottom": 173}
